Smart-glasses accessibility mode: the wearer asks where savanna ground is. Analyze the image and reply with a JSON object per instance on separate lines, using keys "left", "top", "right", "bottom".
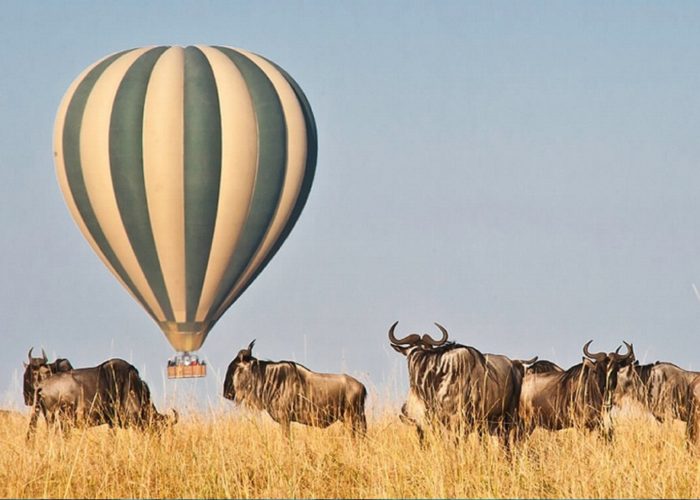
{"left": 3, "top": 393, "right": 700, "bottom": 500}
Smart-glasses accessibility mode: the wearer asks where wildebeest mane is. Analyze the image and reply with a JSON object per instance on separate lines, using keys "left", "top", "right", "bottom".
{"left": 526, "top": 359, "right": 563, "bottom": 374}
{"left": 558, "top": 362, "right": 589, "bottom": 388}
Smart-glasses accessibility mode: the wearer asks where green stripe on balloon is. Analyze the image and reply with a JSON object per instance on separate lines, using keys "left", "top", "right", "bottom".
{"left": 61, "top": 49, "right": 159, "bottom": 322}
{"left": 183, "top": 46, "right": 223, "bottom": 322}
{"left": 226, "top": 56, "right": 318, "bottom": 308}
{"left": 207, "top": 46, "right": 288, "bottom": 323}
{"left": 110, "top": 46, "right": 174, "bottom": 321}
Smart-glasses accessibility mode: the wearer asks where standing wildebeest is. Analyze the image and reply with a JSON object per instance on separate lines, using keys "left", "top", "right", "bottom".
{"left": 389, "top": 321, "right": 533, "bottom": 449}
{"left": 519, "top": 341, "right": 634, "bottom": 440}
{"left": 615, "top": 360, "right": 700, "bottom": 424}
{"left": 22, "top": 347, "right": 73, "bottom": 406}
{"left": 28, "top": 358, "right": 176, "bottom": 437}
{"left": 223, "top": 340, "right": 367, "bottom": 436}
{"left": 686, "top": 374, "right": 700, "bottom": 449}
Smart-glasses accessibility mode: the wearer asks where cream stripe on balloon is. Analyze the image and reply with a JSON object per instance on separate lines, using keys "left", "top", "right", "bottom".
{"left": 53, "top": 55, "right": 142, "bottom": 303}
{"left": 143, "top": 47, "right": 187, "bottom": 322}
{"left": 79, "top": 47, "right": 166, "bottom": 321}
{"left": 223, "top": 49, "right": 308, "bottom": 303}
{"left": 193, "top": 46, "right": 259, "bottom": 322}
{"left": 54, "top": 58, "right": 110, "bottom": 268}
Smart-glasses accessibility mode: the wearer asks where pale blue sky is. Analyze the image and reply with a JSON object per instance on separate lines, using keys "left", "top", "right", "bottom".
{"left": 3, "top": 1, "right": 700, "bottom": 412}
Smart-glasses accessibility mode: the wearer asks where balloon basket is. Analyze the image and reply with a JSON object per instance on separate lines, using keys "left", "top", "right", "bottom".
{"left": 168, "top": 364, "right": 206, "bottom": 378}
{"left": 167, "top": 353, "right": 206, "bottom": 379}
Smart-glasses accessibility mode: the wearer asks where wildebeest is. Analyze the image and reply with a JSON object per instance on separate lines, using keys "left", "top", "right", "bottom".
{"left": 223, "top": 340, "right": 367, "bottom": 437}
{"left": 615, "top": 360, "right": 700, "bottom": 424}
{"left": 519, "top": 341, "right": 634, "bottom": 440}
{"left": 389, "top": 321, "right": 533, "bottom": 449}
{"left": 28, "top": 358, "right": 176, "bottom": 437}
{"left": 22, "top": 347, "right": 73, "bottom": 406}
{"left": 686, "top": 374, "right": 700, "bottom": 449}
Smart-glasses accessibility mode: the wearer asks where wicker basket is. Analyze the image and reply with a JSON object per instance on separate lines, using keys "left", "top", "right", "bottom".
{"left": 167, "top": 364, "right": 207, "bottom": 379}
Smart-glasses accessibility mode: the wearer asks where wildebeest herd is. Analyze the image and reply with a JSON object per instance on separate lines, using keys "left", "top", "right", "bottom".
{"left": 19, "top": 324, "right": 700, "bottom": 451}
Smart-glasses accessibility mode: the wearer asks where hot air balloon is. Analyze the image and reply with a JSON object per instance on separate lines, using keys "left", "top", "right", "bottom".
{"left": 53, "top": 45, "right": 317, "bottom": 378}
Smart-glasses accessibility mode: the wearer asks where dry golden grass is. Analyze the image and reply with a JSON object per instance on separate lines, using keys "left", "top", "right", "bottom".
{"left": 3, "top": 403, "right": 700, "bottom": 499}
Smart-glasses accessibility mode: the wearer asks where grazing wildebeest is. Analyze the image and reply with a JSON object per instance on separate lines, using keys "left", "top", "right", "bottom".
{"left": 28, "top": 358, "right": 176, "bottom": 437}
{"left": 389, "top": 321, "right": 533, "bottom": 449}
{"left": 615, "top": 360, "right": 700, "bottom": 424}
{"left": 22, "top": 347, "right": 73, "bottom": 406}
{"left": 223, "top": 340, "right": 367, "bottom": 437}
{"left": 519, "top": 341, "right": 634, "bottom": 440}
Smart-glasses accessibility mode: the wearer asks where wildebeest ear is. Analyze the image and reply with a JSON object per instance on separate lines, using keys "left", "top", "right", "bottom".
{"left": 23, "top": 362, "right": 28, "bottom": 369}
{"left": 391, "top": 344, "right": 409, "bottom": 356}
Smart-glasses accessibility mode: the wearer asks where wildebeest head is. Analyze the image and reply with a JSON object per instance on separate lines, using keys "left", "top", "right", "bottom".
{"left": 22, "top": 347, "right": 74, "bottom": 406}
{"left": 388, "top": 321, "right": 450, "bottom": 356}
{"left": 581, "top": 340, "right": 635, "bottom": 411}
{"left": 23, "top": 347, "right": 50, "bottom": 405}
{"left": 615, "top": 360, "right": 644, "bottom": 403}
{"left": 133, "top": 379, "right": 179, "bottom": 431}
{"left": 223, "top": 339, "right": 257, "bottom": 401}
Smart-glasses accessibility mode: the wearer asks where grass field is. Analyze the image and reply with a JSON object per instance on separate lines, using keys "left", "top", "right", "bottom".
{"left": 3, "top": 398, "right": 700, "bottom": 499}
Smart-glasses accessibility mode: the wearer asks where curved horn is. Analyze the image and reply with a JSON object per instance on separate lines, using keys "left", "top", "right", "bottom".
{"left": 519, "top": 356, "right": 539, "bottom": 365}
{"left": 421, "top": 323, "right": 449, "bottom": 346}
{"left": 27, "top": 347, "right": 33, "bottom": 362}
{"left": 388, "top": 321, "right": 421, "bottom": 345}
{"left": 612, "top": 341, "right": 634, "bottom": 362}
{"left": 246, "top": 339, "right": 256, "bottom": 355}
{"left": 41, "top": 348, "right": 47, "bottom": 363}
{"left": 582, "top": 340, "right": 606, "bottom": 363}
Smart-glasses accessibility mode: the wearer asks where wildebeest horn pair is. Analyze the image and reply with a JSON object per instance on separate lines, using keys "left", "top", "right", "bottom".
{"left": 582, "top": 340, "right": 606, "bottom": 362}
{"left": 27, "top": 347, "right": 47, "bottom": 363}
{"left": 388, "top": 321, "right": 449, "bottom": 347}
{"left": 582, "top": 340, "right": 634, "bottom": 362}
{"left": 612, "top": 341, "right": 634, "bottom": 362}
{"left": 613, "top": 340, "right": 635, "bottom": 361}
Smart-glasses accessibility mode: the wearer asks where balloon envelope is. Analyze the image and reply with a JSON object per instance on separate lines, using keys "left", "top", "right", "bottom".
{"left": 53, "top": 45, "right": 317, "bottom": 352}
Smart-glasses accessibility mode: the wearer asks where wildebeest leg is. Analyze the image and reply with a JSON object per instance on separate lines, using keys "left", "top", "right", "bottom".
{"left": 399, "top": 413, "right": 425, "bottom": 445}
{"left": 686, "top": 399, "right": 699, "bottom": 452}
{"left": 592, "top": 414, "right": 614, "bottom": 443}
{"left": 26, "top": 402, "right": 42, "bottom": 440}
{"left": 416, "top": 425, "right": 425, "bottom": 444}
{"left": 494, "top": 422, "right": 513, "bottom": 457}
{"left": 279, "top": 418, "right": 292, "bottom": 440}
{"left": 350, "top": 413, "right": 367, "bottom": 438}
{"left": 60, "top": 407, "right": 77, "bottom": 438}
{"left": 686, "top": 417, "right": 696, "bottom": 452}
